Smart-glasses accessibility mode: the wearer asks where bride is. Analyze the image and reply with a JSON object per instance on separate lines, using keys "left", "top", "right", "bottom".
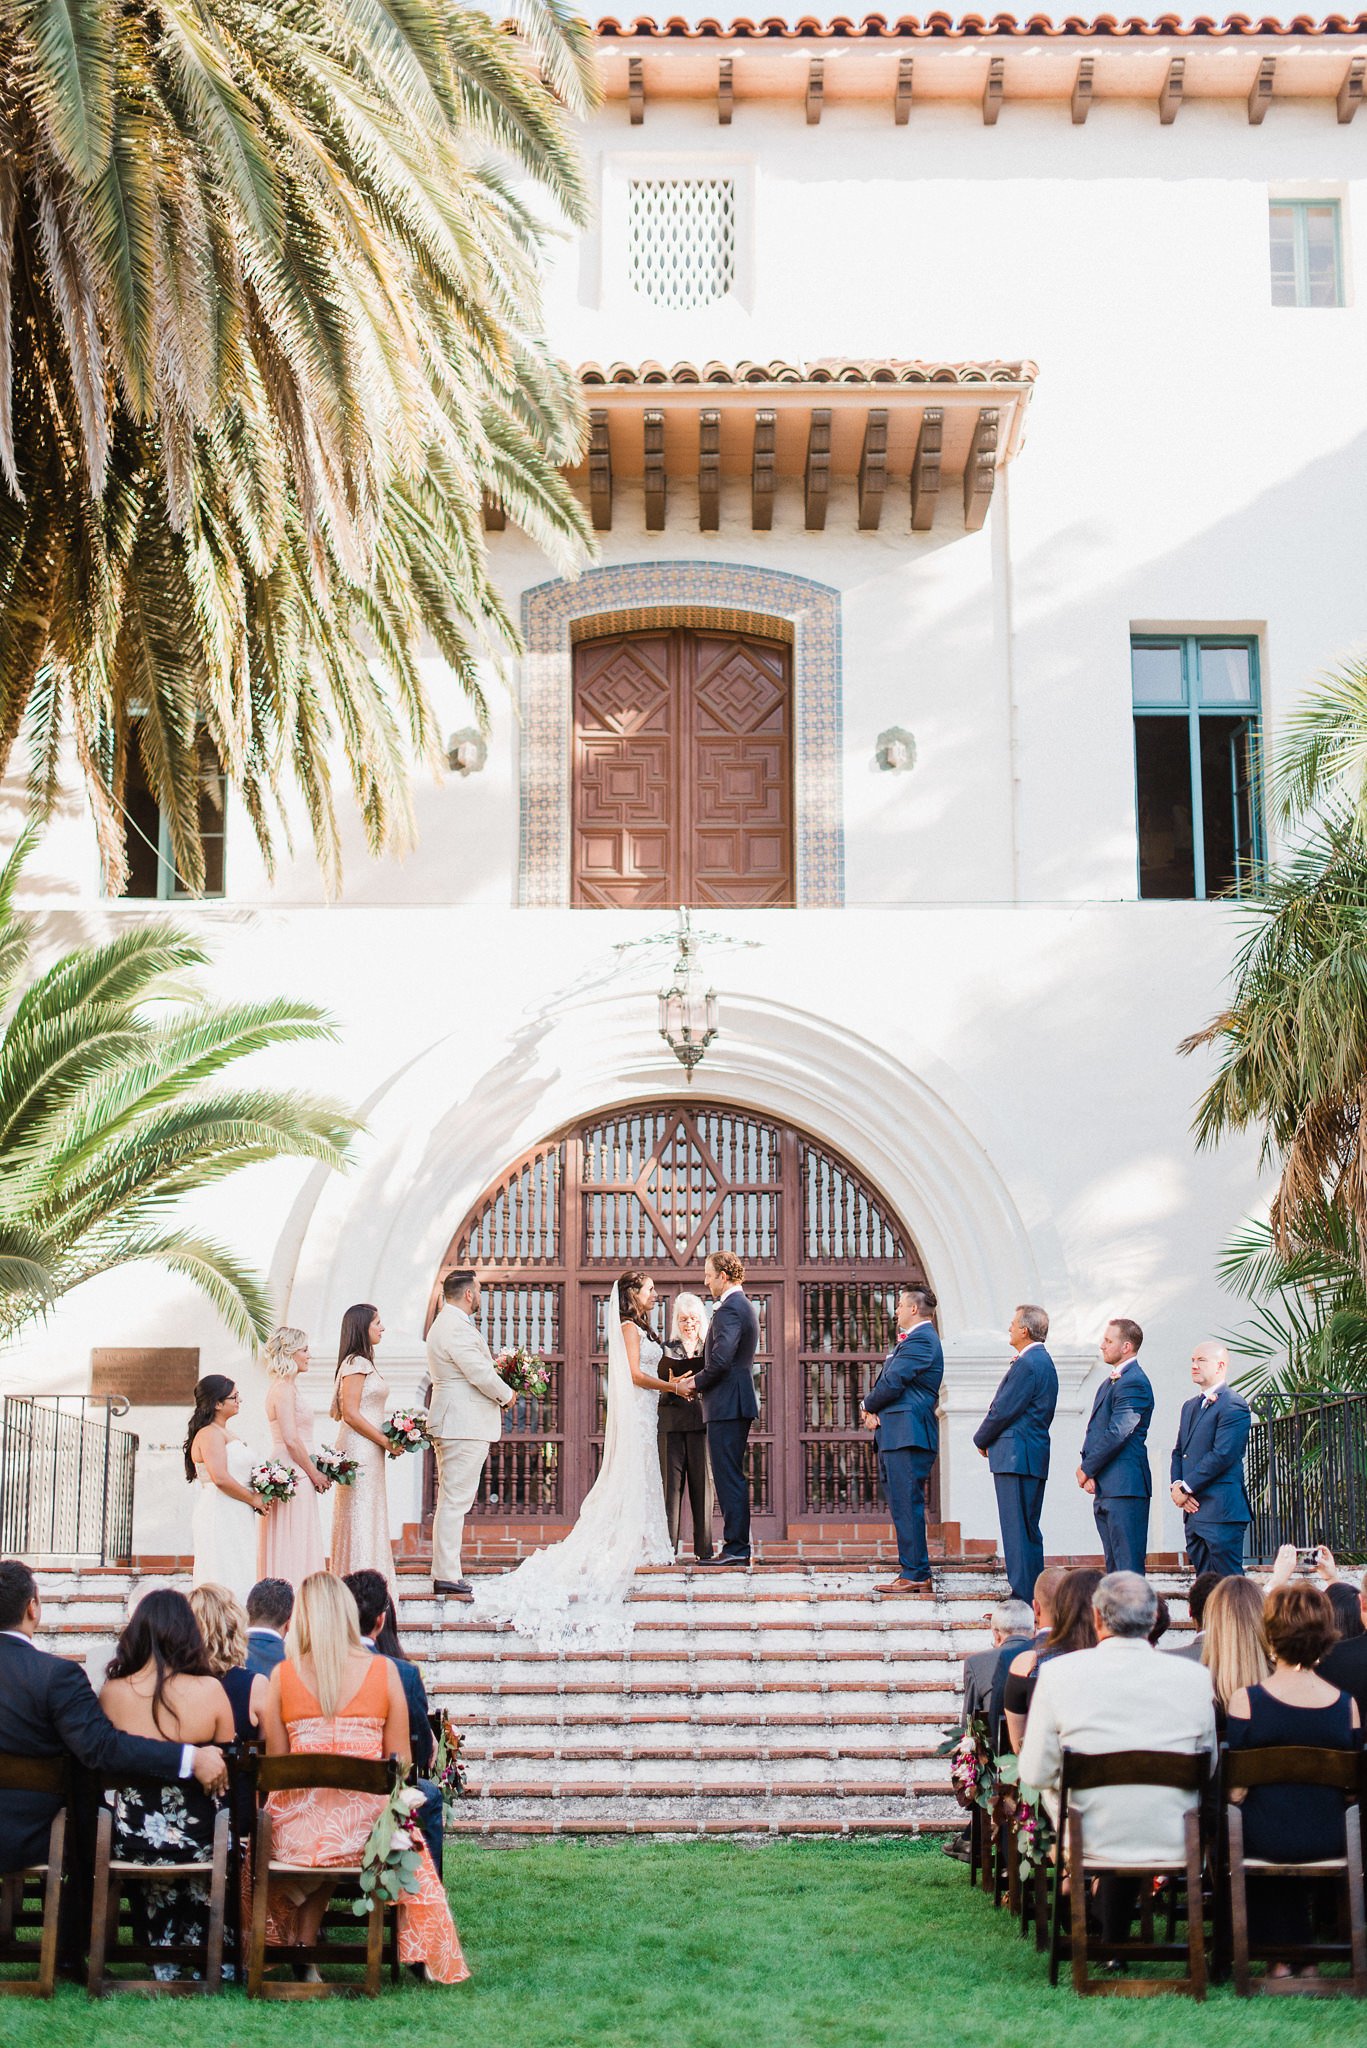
{"left": 472, "top": 1269, "right": 676, "bottom": 1648}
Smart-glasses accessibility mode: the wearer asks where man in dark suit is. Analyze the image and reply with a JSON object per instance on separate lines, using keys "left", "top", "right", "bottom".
{"left": 245, "top": 1577, "right": 294, "bottom": 1676}
{"left": 860, "top": 1284, "right": 944, "bottom": 1595}
{"left": 344, "top": 1570, "right": 443, "bottom": 1874}
{"left": 1077, "top": 1316, "right": 1154, "bottom": 1573}
{"left": 676, "top": 1250, "right": 760, "bottom": 1568}
{"left": 973, "top": 1303, "right": 1059, "bottom": 1600}
{"left": 1318, "top": 1561, "right": 1367, "bottom": 1717}
{"left": 1169, "top": 1342, "right": 1252, "bottom": 1579}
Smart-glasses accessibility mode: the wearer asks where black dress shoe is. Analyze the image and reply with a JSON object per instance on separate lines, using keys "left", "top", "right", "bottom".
{"left": 434, "top": 1579, "right": 473, "bottom": 1599}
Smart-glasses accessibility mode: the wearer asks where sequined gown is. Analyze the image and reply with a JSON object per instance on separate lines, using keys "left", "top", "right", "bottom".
{"left": 329, "top": 1358, "right": 396, "bottom": 1595}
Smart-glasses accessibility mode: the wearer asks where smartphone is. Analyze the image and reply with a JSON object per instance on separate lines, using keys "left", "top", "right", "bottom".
{"left": 1295, "top": 1546, "right": 1321, "bottom": 1571}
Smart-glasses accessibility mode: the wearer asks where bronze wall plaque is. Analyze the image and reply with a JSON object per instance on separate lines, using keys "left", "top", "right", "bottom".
{"left": 90, "top": 1349, "right": 201, "bottom": 1406}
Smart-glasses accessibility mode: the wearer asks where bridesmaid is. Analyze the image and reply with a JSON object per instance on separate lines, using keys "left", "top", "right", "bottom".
{"left": 187, "top": 1376, "right": 264, "bottom": 1605}
{"left": 330, "top": 1305, "right": 401, "bottom": 1596}
{"left": 262, "top": 1327, "right": 331, "bottom": 1583}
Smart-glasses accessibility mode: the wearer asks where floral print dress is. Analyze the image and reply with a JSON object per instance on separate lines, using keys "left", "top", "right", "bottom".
{"left": 110, "top": 1779, "right": 220, "bottom": 1976}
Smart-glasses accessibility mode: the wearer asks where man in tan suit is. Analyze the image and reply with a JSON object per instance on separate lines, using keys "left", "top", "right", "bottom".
{"left": 425, "top": 1269, "right": 516, "bottom": 1600}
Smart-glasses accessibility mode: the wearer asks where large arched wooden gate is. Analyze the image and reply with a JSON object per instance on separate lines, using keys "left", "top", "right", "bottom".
{"left": 427, "top": 1102, "right": 933, "bottom": 1539}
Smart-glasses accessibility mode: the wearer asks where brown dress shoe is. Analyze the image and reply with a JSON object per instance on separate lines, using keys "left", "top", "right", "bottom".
{"left": 876, "top": 1576, "right": 932, "bottom": 1595}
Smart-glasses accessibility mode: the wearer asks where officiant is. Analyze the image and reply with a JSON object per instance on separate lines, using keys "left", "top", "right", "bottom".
{"left": 658, "top": 1292, "right": 715, "bottom": 1563}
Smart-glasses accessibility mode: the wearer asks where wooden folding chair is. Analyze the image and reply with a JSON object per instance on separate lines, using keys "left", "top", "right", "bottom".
{"left": 87, "top": 1776, "right": 230, "bottom": 1996}
{"left": 1047, "top": 1748, "right": 1210, "bottom": 1998}
{"left": 246, "top": 1754, "right": 402, "bottom": 2000}
{"left": 0, "top": 1755, "right": 67, "bottom": 1997}
{"left": 1224, "top": 1745, "right": 1367, "bottom": 1997}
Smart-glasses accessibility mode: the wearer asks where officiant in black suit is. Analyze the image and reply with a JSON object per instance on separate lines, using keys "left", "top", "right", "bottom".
{"left": 675, "top": 1250, "right": 760, "bottom": 1568}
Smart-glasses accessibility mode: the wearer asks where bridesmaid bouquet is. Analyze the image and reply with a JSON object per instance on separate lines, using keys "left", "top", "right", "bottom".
{"left": 355, "top": 1782, "right": 427, "bottom": 1913}
{"left": 250, "top": 1459, "right": 298, "bottom": 1506}
{"left": 497, "top": 1348, "right": 550, "bottom": 1400}
{"left": 382, "top": 1407, "right": 430, "bottom": 1453}
{"left": 315, "top": 1444, "right": 359, "bottom": 1486}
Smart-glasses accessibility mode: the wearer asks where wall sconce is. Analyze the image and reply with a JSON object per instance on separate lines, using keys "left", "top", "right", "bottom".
{"left": 874, "top": 726, "right": 917, "bottom": 774}
{"left": 446, "top": 728, "right": 488, "bottom": 777}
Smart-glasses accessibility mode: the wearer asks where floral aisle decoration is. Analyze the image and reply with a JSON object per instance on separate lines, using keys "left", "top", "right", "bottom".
{"left": 946, "top": 1712, "right": 999, "bottom": 1813}
{"left": 354, "top": 1784, "right": 429, "bottom": 1917}
{"left": 315, "top": 1444, "right": 359, "bottom": 1486}
{"left": 383, "top": 1408, "right": 430, "bottom": 1454}
{"left": 432, "top": 1710, "right": 471, "bottom": 1820}
{"left": 497, "top": 1349, "right": 551, "bottom": 1400}
{"left": 250, "top": 1460, "right": 298, "bottom": 1507}
{"left": 993, "top": 1753, "right": 1054, "bottom": 1878}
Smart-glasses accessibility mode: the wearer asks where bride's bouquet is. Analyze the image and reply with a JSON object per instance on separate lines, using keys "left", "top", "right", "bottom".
{"left": 496, "top": 1348, "right": 551, "bottom": 1400}
{"left": 314, "top": 1443, "right": 359, "bottom": 1486}
{"left": 250, "top": 1458, "right": 298, "bottom": 1506}
{"left": 382, "top": 1407, "right": 430, "bottom": 1454}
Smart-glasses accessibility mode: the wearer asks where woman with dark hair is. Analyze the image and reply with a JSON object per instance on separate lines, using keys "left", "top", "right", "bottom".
{"left": 187, "top": 1375, "right": 264, "bottom": 1603}
{"left": 100, "top": 1590, "right": 233, "bottom": 1977}
{"left": 1003, "top": 1567, "right": 1104, "bottom": 1751}
{"left": 330, "top": 1304, "right": 399, "bottom": 1593}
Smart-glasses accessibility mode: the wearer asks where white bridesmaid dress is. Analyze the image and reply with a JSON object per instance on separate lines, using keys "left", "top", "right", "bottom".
{"left": 191, "top": 1437, "right": 261, "bottom": 1605}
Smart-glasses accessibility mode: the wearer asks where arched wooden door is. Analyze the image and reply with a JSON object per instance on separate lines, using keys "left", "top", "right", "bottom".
{"left": 427, "top": 1103, "right": 934, "bottom": 1540}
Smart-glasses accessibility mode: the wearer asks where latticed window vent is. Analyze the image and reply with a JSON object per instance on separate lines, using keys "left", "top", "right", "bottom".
{"left": 627, "top": 178, "right": 737, "bottom": 310}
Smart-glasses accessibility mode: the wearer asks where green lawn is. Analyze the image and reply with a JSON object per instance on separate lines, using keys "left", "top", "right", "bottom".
{"left": 5, "top": 1839, "right": 1364, "bottom": 2048}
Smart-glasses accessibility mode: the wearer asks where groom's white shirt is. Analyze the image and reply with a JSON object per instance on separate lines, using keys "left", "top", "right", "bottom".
{"left": 425, "top": 1303, "right": 515, "bottom": 1442}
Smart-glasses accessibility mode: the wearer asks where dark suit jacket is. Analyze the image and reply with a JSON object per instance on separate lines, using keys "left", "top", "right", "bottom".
{"left": 1170, "top": 1386, "right": 1252, "bottom": 1528}
{"left": 658, "top": 1339, "right": 706, "bottom": 1433}
{"left": 0, "top": 1634, "right": 185, "bottom": 1873}
{"left": 1319, "top": 1634, "right": 1367, "bottom": 1719}
{"left": 973, "top": 1343, "right": 1058, "bottom": 1477}
{"left": 862, "top": 1323, "right": 943, "bottom": 1455}
{"left": 1080, "top": 1359, "right": 1154, "bottom": 1498}
{"left": 365, "top": 1644, "right": 434, "bottom": 1772}
{"left": 692, "top": 1291, "right": 760, "bottom": 1424}
{"left": 245, "top": 1629, "right": 287, "bottom": 1678}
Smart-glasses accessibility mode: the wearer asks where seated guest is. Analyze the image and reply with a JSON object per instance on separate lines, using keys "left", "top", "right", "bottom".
{"left": 963, "top": 1599, "right": 1034, "bottom": 1743}
{"left": 1003, "top": 1566, "right": 1103, "bottom": 1753}
{"left": 1226, "top": 1581, "right": 1360, "bottom": 1967}
{"left": 260, "top": 1572, "right": 468, "bottom": 1984}
{"left": 190, "top": 1583, "right": 268, "bottom": 1741}
{"left": 1019, "top": 1572, "right": 1216, "bottom": 1943}
{"left": 1319, "top": 1569, "right": 1367, "bottom": 1716}
{"left": 245, "top": 1579, "right": 294, "bottom": 1676}
{"left": 100, "top": 1590, "right": 234, "bottom": 1977}
{"left": 990, "top": 1567, "right": 1063, "bottom": 1742}
{"left": 1148, "top": 1594, "right": 1172, "bottom": 1647}
{"left": 1326, "top": 1582, "right": 1363, "bottom": 1642}
{"left": 1167, "top": 1570, "right": 1220, "bottom": 1663}
{"left": 343, "top": 1570, "right": 444, "bottom": 1876}
{"left": 1201, "top": 1575, "right": 1271, "bottom": 1736}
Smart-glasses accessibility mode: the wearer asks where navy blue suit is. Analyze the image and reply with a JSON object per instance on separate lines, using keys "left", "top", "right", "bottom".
{"left": 1080, "top": 1358, "right": 1154, "bottom": 1572}
{"left": 693, "top": 1288, "right": 761, "bottom": 1560}
{"left": 365, "top": 1645, "right": 442, "bottom": 1874}
{"left": 245, "top": 1628, "right": 286, "bottom": 1677}
{"left": 863, "top": 1321, "right": 944, "bottom": 1583}
{"left": 1170, "top": 1384, "right": 1252, "bottom": 1578}
{"left": 973, "top": 1341, "right": 1058, "bottom": 1599}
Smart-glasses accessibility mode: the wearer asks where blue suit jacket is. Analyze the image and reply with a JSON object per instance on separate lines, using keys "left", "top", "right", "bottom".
{"left": 1080, "top": 1359, "right": 1154, "bottom": 1497}
{"left": 366, "top": 1644, "right": 434, "bottom": 1771}
{"left": 692, "top": 1290, "right": 761, "bottom": 1424}
{"left": 862, "top": 1323, "right": 943, "bottom": 1456}
{"left": 973, "top": 1342, "right": 1058, "bottom": 1478}
{"left": 1170, "top": 1385, "right": 1252, "bottom": 1528}
{"left": 245, "top": 1628, "right": 286, "bottom": 1677}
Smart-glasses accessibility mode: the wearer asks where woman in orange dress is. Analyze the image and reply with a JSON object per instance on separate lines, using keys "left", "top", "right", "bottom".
{"left": 260, "top": 1574, "right": 467, "bottom": 1985}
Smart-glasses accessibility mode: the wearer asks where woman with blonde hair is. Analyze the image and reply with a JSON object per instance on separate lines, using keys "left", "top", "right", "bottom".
{"left": 189, "top": 1583, "right": 268, "bottom": 1742}
{"left": 1201, "top": 1575, "right": 1272, "bottom": 1731}
{"left": 659, "top": 1291, "right": 714, "bottom": 1562}
{"left": 261, "top": 1326, "right": 330, "bottom": 1584}
{"left": 261, "top": 1574, "right": 467, "bottom": 1983}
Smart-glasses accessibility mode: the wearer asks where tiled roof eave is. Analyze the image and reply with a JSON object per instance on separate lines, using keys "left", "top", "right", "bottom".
{"left": 578, "top": 357, "right": 1039, "bottom": 387}
{"left": 593, "top": 13, "right": 1367, "bottom": 42}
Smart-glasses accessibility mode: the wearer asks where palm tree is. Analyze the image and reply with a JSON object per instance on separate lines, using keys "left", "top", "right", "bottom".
{"left": 0, "top": 0, "right": 596, "bottom": 892}
{"left": 0, "top": 832, "right": 356, "bottom": 1345}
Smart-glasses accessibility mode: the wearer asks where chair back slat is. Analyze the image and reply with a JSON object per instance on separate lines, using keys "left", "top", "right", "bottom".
{"left": 0, "top": 1754, "right": 66, "bottom": 1798}
{"left": 1223, "top": 1744, "right": 1359, "bottom": 1794}
{"left": 256, "top": 1753, "right": 397, "bottom": 1797}
{"left": 1061, "top": 1747, "right": 1207, "bottom": 1794}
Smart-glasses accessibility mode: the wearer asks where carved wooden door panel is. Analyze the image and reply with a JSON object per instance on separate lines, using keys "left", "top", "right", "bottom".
{"left": 571, "top": 628, "right": 794, "bottom": 907}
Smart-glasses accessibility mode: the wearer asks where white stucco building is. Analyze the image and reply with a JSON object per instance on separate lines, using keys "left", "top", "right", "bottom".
{"left": 9, "top": 12, "right": 1367, "bottom": 1564}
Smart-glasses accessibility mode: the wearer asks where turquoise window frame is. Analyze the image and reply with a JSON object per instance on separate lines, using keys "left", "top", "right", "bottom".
{"left": 1268, "top": 198, "right": 1344, "bottom": 309}
{"left": 1131, "top": 633, "right": 1264, "bottom": 901}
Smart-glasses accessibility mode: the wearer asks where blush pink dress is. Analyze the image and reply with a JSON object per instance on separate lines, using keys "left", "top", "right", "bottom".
{"left": 329, "top": 1358, "right": 396, "bottom": 1596}
{"left": 261, "top": 1379, "right": 327, "bottom": 1584}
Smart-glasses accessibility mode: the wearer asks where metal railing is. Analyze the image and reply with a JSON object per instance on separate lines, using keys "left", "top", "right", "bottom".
{"left": 0, "top": 1395, "right": 138, "bottom": 1565}
{"left": 1246, "top": 1389, "right": 1367, "bottom": 1564}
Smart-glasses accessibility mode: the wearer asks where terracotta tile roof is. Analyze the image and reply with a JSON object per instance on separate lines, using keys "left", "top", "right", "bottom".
{"left": 579, "top": 357, "right": 1038, "bottom": 385}
{"left": 594, "top": 13, "right": 1367, "bottom": 38}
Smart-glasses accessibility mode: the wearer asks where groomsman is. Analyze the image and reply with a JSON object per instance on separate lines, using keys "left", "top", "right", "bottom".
{"left": 861, "top": 1285, "right": 944, "bottom": 1596}
{"left": 973, "top": 1305, "right": 1058, "bottom": 1601}
{"left": 1170, "top": 1341, "right": 1252, "bottom": 1579}
{"left": 1077, "top": 1317, "right": 1154, "bottom": 1573}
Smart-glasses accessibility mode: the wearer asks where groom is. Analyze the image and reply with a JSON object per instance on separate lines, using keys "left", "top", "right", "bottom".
{"left": 677, "top": 1250, "right": 759, "bottom": 1569}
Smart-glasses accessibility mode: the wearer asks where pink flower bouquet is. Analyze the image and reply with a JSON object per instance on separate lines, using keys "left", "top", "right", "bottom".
{"left": 250, "top": 1459, "right": 298, "bottom": 1506}
{"left": 315, "top": 1444, "right": 359, "bottom": 1486}
{"left": 497, "top": 1348, "right": 551, "bottom": 1400}
{"left": 382, "top": 1407, "right": 430, "bottom": 1454}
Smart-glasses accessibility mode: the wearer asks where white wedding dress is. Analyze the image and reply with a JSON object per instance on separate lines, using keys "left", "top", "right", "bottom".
{"left": 473, "top": 1284, "right": 673, "bottom": 1648}
{"left": 191, "top": 1437, "right": 260, "bottom": 1605}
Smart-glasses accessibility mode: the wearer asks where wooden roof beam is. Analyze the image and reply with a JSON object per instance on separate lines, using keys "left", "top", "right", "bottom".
{"left": 1339, "top": 55, "right": 1365, "bottom": 122}
{"left": 963, "top": 408, "right": 999, "bottom": 533}
{"left": 895, "top": 56, "right": 914, "bottom": 126}
{"left": 698, "top": 410, "right": 721, "bottom": 532}
{"left": 752, "top": 410, "right": 776, "bottom": 531}
{"left": 804, "top": 408, "right": 832, "bottom": 531}
{"left": 1159, "top": 56, "right": 1184, "bottom": 124}
{"left": 1072, "top": 56, "right": 1094, "bottom": 125}
{"left": 588, "top": 409, "right": 612, "bottom": 532}
{"left": 983, "top": 55, "right": 1004, "bottom": 126}
{"left": 629, "top": 55, "right": 644, "bottom": 125}
{"left": 857, "top": 408, "right": 889, "bottom": 532}
{"left": 718, "top": 57, "right": 733, "bottom": 126}
{"left": 1248, "top": 55, "right": 1275, "bottom": 124}
{"left": 643, "top": 410, "right": 666, "bottom": 531}
{"left": 806, "top": 57, "right": 823, "bottom": 126}
{"left": 910, "top": 408, "right": 943, "bottom": 533}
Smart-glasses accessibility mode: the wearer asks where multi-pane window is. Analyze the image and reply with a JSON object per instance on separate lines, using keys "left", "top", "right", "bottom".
{"left": 119, "top": 728, "right": 226, "bottom": 899}
{"left": 627, "top": 177, "right": 736, "bottom": 310}
{"left": 1132, "top": 636, "right": 1263, "bottom": 901}
{"left": 1269, "top": 200, "right": 1343, "bottom": 307}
